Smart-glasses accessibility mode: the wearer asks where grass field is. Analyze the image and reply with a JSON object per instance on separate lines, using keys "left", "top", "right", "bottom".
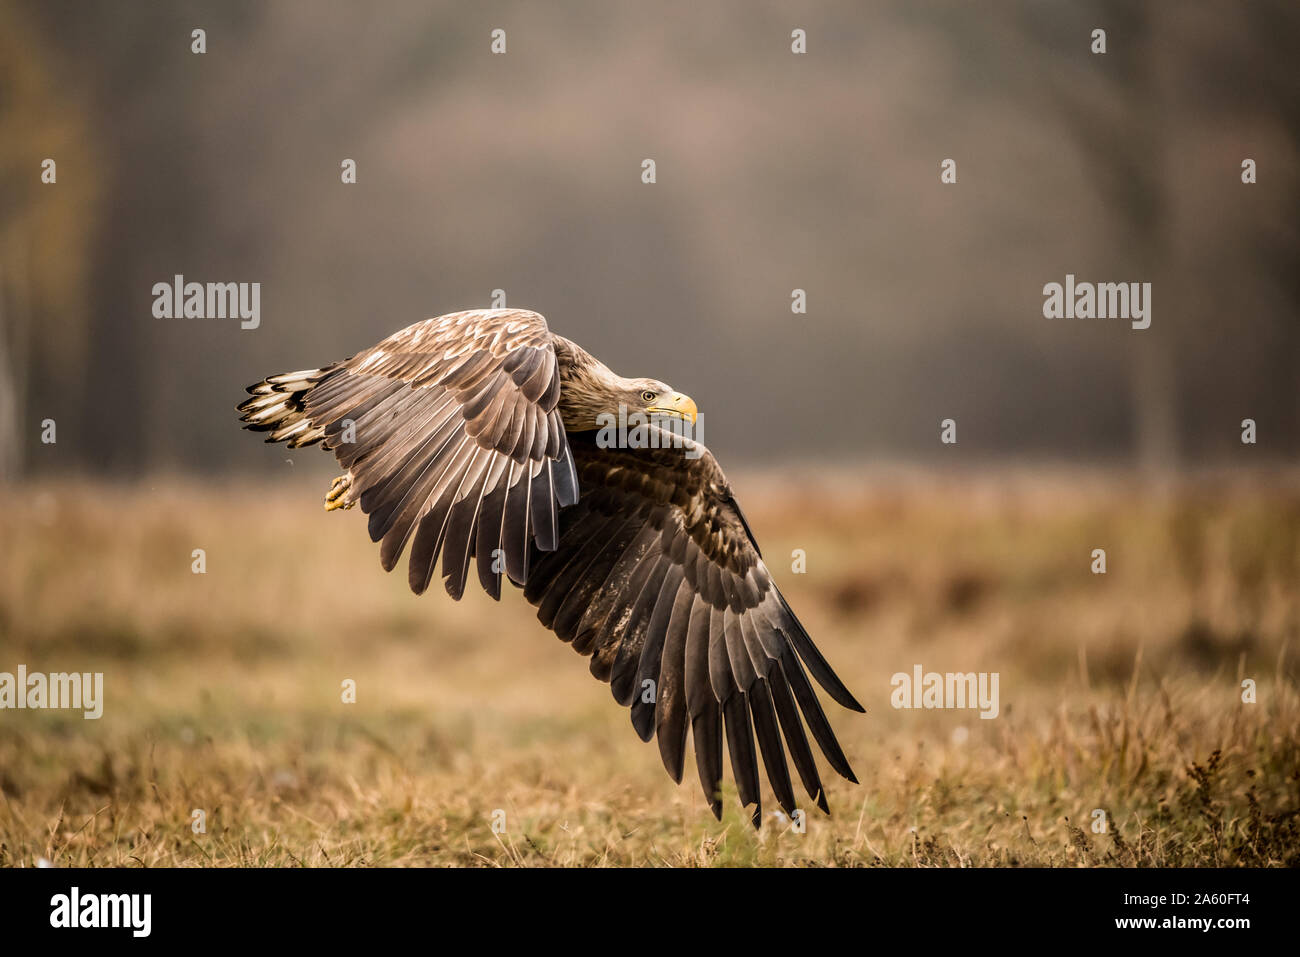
{"left": 1, "top": 467, "right": 1297, "bottom": 866}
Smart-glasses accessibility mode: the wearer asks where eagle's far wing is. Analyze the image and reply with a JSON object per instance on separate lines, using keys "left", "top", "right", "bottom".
{"left": 241, "top": 308, "right": 578, "bottom": 598}
{"left": 523, "top": 426, "right": 863, "bottom": 824}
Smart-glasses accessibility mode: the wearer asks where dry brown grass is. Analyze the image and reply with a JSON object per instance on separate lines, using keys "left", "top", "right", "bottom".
{"left": 1, "top": 467, "right": 1297, "bottom": 866}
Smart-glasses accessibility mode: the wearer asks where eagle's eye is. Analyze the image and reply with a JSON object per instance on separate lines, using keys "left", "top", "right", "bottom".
{"left": 640, "top": 390, "right": 656, "bottom": 402}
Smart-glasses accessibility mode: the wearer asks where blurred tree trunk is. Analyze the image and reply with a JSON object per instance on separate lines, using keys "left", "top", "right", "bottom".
{"left": 1130, "top": 344, "right": 1178, "bottom": 474}
{"left": 1123, "top": 6, "right": 1178, "bottom": 475}
{"left": 1038, "top": 2, "right": 1181, "bottom": 472}
{"left": 965, "top": 2, "right": 1186, "bottom": 471}
{"left": 0, "top": 258, "right": 25, "bottom": 480}
{"left": 1, "top": 3, "right": 100, "bottom": 479}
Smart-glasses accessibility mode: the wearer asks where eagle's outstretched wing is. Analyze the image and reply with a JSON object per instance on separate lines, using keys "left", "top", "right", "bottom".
{"left": 239, "top": 309, "right": 578, "bottom": 598}
{"left": 524, "top": 426, "right": 863, "bottom": 824}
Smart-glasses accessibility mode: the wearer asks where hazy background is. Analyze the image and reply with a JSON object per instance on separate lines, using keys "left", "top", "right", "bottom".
{"left": 3, "top": 0, "right": 1297, "bottom": 480}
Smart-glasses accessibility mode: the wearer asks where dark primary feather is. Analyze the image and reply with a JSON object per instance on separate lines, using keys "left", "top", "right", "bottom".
{"left": 238, "top": 307, "right": 862, "bottom": 825}
{"left": 523, "top": 426, "right": 864, "bottom": 825}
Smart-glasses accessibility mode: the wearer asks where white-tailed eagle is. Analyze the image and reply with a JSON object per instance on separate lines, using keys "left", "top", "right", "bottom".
{"left": 238, "top": 308, "right": 862, "bottom": 825}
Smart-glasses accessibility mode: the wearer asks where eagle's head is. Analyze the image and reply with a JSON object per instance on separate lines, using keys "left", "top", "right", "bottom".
{"left": 628, "top": 378, "right": 698, "bottom": 424}
{"left": 562, "top": 365, "right": 698, "bottom": 432}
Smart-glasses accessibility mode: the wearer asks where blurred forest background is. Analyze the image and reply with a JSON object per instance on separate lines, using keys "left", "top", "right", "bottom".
{"left": 2, "top": 0, "right": 1297, "bottom": 480}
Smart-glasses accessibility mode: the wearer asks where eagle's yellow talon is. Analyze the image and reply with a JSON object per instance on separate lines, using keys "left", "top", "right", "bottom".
{"left": 324, "top": 474, "right": 354, "bottom": 511}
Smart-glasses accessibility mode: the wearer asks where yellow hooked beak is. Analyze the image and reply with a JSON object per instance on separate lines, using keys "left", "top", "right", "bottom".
{"left": 647, "top": 392, "right": 698, "bottom": 425}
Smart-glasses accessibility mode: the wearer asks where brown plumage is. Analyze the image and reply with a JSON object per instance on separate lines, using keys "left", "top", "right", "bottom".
{"left": 238, "top": 308, "right": 863, "bottom": 825}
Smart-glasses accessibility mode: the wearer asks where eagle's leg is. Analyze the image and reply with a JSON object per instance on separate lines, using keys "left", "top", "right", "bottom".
{"left": 324, "top": 474, "right": 355, "bottom": 511}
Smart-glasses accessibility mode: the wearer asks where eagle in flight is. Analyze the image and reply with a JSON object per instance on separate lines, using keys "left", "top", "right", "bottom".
{"left": 238, "top": 309, "right": 862, "bottom": 825}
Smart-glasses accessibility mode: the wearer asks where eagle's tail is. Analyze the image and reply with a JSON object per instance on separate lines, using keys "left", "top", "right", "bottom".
{"left": 237, "top": 367, "right": 333, "bottom": 448}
